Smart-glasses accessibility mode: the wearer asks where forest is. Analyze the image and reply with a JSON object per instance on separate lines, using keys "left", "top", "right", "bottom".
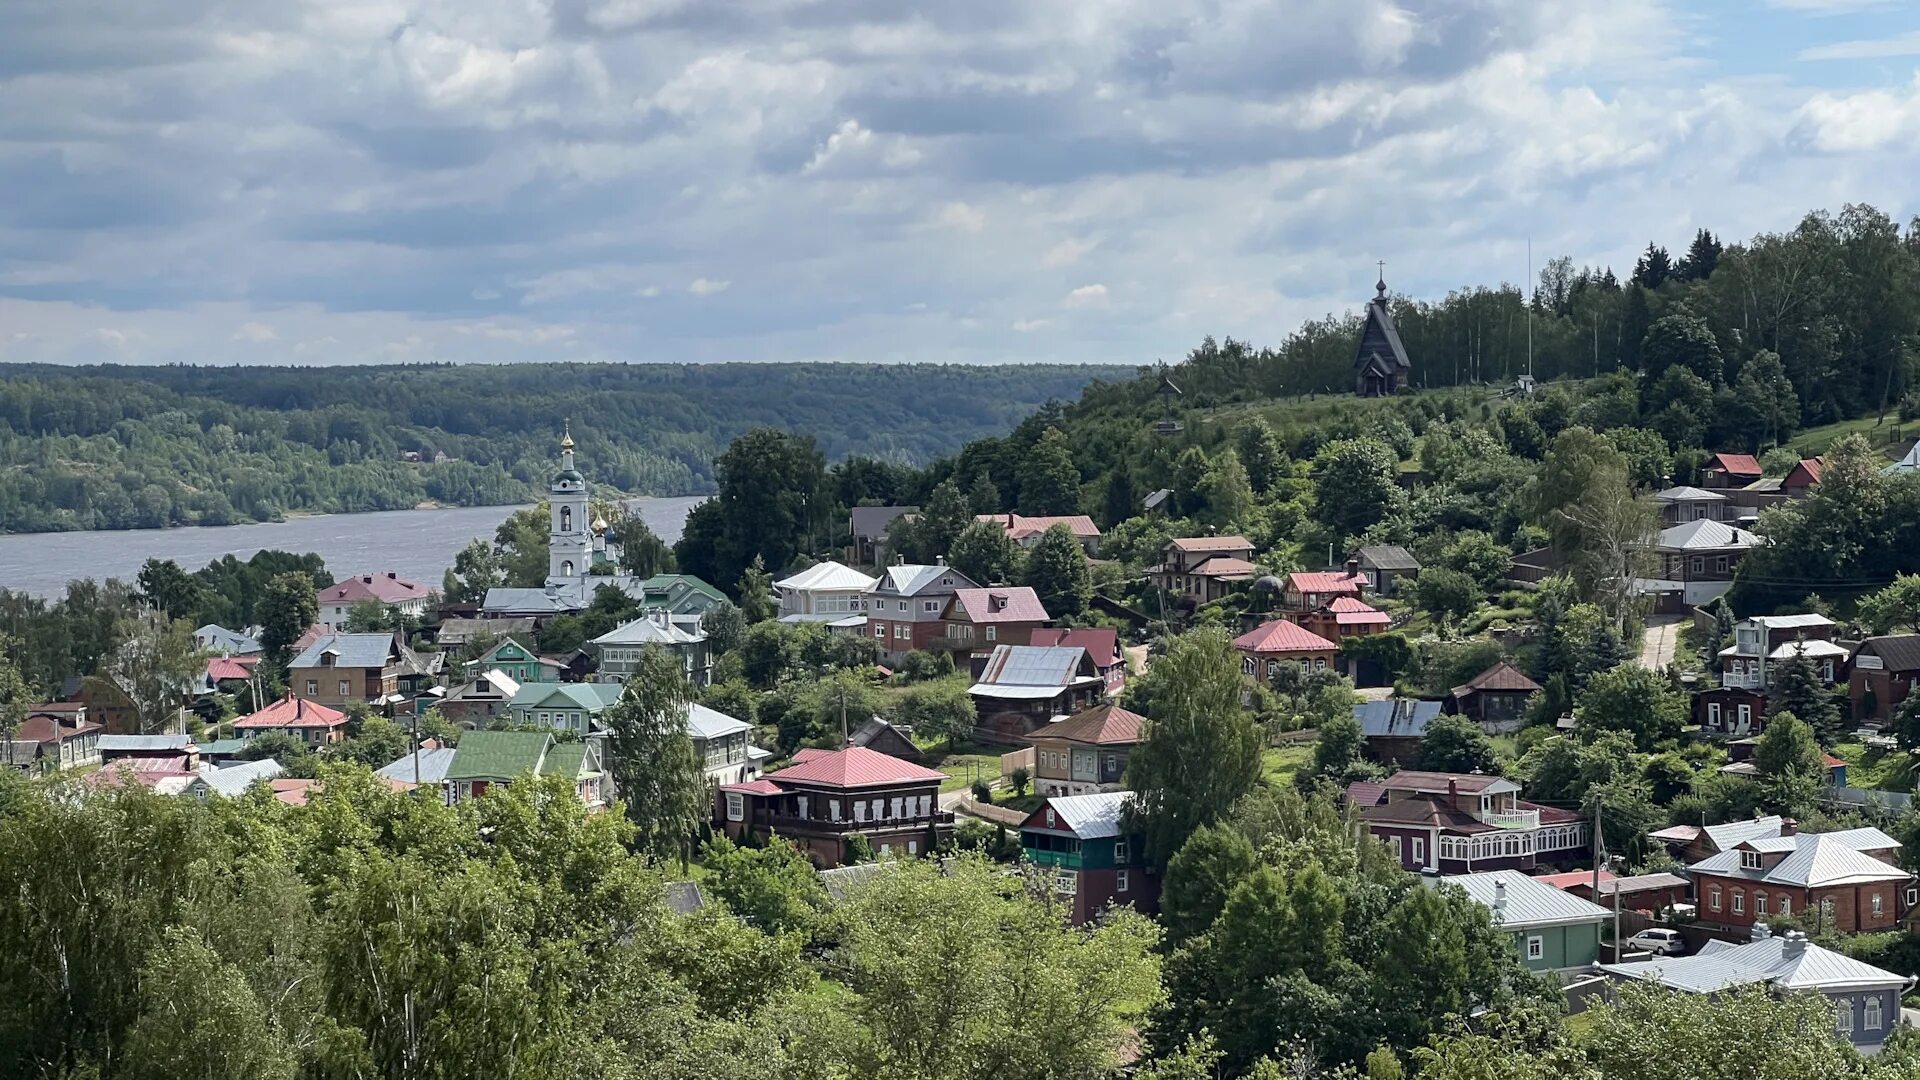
{"left": 0, "top": 362, "right": 1126, "bottom": 534}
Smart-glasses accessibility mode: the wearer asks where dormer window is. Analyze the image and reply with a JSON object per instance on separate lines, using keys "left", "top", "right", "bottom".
{"left": 1740, "top": 850, "right": 1762, "bottom": 870}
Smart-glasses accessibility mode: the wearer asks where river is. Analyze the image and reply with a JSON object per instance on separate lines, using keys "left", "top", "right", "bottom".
{"left": 0, "top": 498, "right": 706, "bottom": 600}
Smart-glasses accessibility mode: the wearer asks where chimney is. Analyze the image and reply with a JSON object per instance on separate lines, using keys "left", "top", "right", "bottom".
{"left": 1783, "top": 931, "right": 1808, "bottom": 957}
{"left": 1345, "top": 557, "right": 1361, "bottom": 578}
{"left": 1448, "top": 778, "right": 1459, "bottom": 798}
{"left": 936, "top": 556, "right": 946, "bottom": 566}
{"left": 1750, "top": 921, "right": 1772, "bottom": 942}
{"left": 362, "top": 575, "right": 374, "bottom": 584}
{"left": 387, "top": 572, "right": 397, "bottom": 580}
{"left": 1492, "top": 879, "right": 1507, "bottom": 912}
{"left": 1780, "top": 817, "right": 1798, "bottom": 837}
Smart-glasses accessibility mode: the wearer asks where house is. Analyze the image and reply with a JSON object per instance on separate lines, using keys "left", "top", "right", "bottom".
{"left": 5, "top": 708, "right": 104, "bottom": 774}
{"left": 975, "top": 513, "right": 1102, "bottom": 554}
{"left": 1783, "top": 457, "right": 1824, "bottom": 498}
{"left": 1554, "top": 871, "right": 1691, "bottom": 913}
{"left": 1440, "top": 870, "right": 1610, "bottom": 975}
{"left": 438, "top": 617, "right": 536, "bottom": 651}
{"left": 443, "top": 730, "right": 606, "bottom": 809}
{"left": 775, "top": 561, "right": 877, "bottom": 623}
{"left": 847, "top": 716, "right": 922, "bottom": 763}
{"left": 1353, "top": 698, "right": 1444, "bottom": 767}
{"left": 1601, "top": 931, "right": 1914, "bottom": 1054}
{"left": 1029, "top": 628, "right": 1127, "bottom": 693}
{"left": 375, "top": 745, "right": 458, "bottom": 789}
{"left": 1351, "top": 770, "right": 1588, "bottom": 874}
{"left": 1701, "top": 452, "right": 1764, "bottom": 490}
{"left": 684, "top": 702, "right": 759, "bottom": 787}
{"left": 317, "top": 572, "right": 432, "bottom": 627}
{"left": 461, "top": 637, "right": 559, "bottom": 684}
{"left": 437, "top": 670, "right": 523, "bottom": 726}
{"left": 98, "top": 734, "right": 198, "bottom": 771}
{"left": 1447, "top": 662, "right": 1541, "bottom": 733}
{"left": 1353, "top": 272, "right": 1413, "bottom": 397}
{"left": 194, "top": 624, "right": 262, "bottom": 656}
{"left": 848, "top": 505, "right": 917, "bottom": 567}
{"left": 1281, "top": 566, "right": 1369, "bottom": 612}
{"left": 1151, "top": 536, "right": 1258, "bottom": 604}
{"left": 1231, "top": 619, "right": 1340, "bottom": 684}
{"left": 716, "top": 746, "right": 953, "bottom": 868}
{"left": 1026, "top": 701, "right": 1146, "bottom": 797}
{"left": 636, "top": 575, "right": 728, "bottom": 616}
{"left": 1352, "top": 545, "right": 1421, "bottom": 597}
{"left": 939, "top": 587, "right": 1050, "bottom": 657}
{"left": 1142, "top": 488, "right": 1172, "bottom": 514}
{"left": 1647, "top": 814, "right": 1797, "bottom": 864}
{"left": 1849, "top": 634, "right": 1920, "bottom": 726}
{"left": 1651, "top": 485, "right": 1729, "bottom": 525}
{"left": 1021, "top": 792, "right": 1157, "bottom": 925}
{"left": 1688, "top": 827, "right": 1913, "bottom": 935}
{"left": 590, "top": 610, "right": 712, "bottom": 688}
{"left": 202, "top": 655, "right": 259, "bottom": 694}
{"left": 1638, "top": 519, "right": 1762, "bottom": 612}
{"left": 507, "top": 682, "right": 626, "bottom": 736}
{"left": 184, "top": 758, "right": 286, "bottom": 800}
{"left": 1883, "top": 442, "right": 1920, "bottom": 476}
{"left": 864, "top": 562, "right": 980, "bottom": 664}
{"left": 232, "top": 695, "right": 350, "bottom": 746}
{"left": 1506, "top": 547, "right": 1562, "bottom": 586}
{"left": 968, "top": 645, "right": 1108, "bottom": 739}
{"left": 1699, "top": 614, "right": 1844, "bottom": 735}
{"left": 1297, "top": 596, "right": 1391, "bottom": 643}
{"left": 288, "top": 632, "right": 421, "bottom": 710}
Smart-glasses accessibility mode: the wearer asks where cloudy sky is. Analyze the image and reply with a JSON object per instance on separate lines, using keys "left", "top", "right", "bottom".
{"left": 3, "top": 0, "right": 1919, "bottom": 367}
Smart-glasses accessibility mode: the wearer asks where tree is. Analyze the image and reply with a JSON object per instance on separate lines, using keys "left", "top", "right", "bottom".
{"left": 737, "top": 555, "right": 776, "bottom": 623}
{"left": 334, "top": 715, "right": 412, "bottom": 768}
{"left": 123, "top": 927, "right": 297, "bottom": 1080}
{"left": 1309, "top": 708, "right": 1369, "bottom": 783}
{"left": 610, "top": 513, "right": 676, "bottom": 577}
{"left": 256, "top": 571, "right": 318, "bottom": 665}
{"left": 1768, "top": 648, "right": 1844, "bottom": 741}
{"left": 1412, "top": 567, "right": 1482, "bottom": 624}
{"left": 1574, "top": 664, "right": 1688, "bottom": 751}
{"left": 136, "top": 558, "right": 203, "bottom": 621}
{"left": 1314, "top": 437, "right": 1400, "bottom": 538}
{"left": 442, "top": 538, "right": 503, "bottom": 605}
{"left": 1631, "top": 242, "right": 1673, "bottom": 289}
{"left": 1419, "top": 715, "right": 1498, "bottom": 774}
{"left": 785, "top": 669, "right": 887, "bottom": 752}
{"left": 1754, "top": 709, "right": 1823, "bottom": 778}
{"left": 701, "top": 835, "right": 830, "bottom": 938}
{"left": 493, "top": 504, "right": 553, "bottom": 588}
{"left": 92, "top": 617, "right": 205, "bottom": 735}
{"left": 1123, "top": 628, "right": 1266, "bottom": 868}
{"left": 234, "top": 730, "right": 313, "bottom": 777}
{"left": 1438, "top": 531, "right": 1510, "bottom": 590}
{"left": 1731, "top": 349, "right": 1799, "bottom": 447}
{"left": 1894, "top": 692, "right": 1920, "bottom": 753}
{"left": 1018, "top": 427, "right": 1082, "bottom": 516}
{"left": 674, "top": 428, "right": 827, "bottom": 593}
{"left": 1640, "top": 313, "right": 1723, "bottom": 384}
{"left": 1197, "top": 448, "right": 1255, "bottom": 527}
{"left": 1556, "top": 463, "right": 1656, "bottom": 634}
{"left": 915, "top": 480, "right": 974, "bottom": 562}
{"left": 946, "top": 519, "right": 1019, "bottom": 586}
{"left": 1236, "top": 417, "right": 1287, "bottom": 495}
{"left": 1023, "top": 523, "right": 1094, "bottom": 617}
{"left": 895, "top": 680, "right": 976, "bottom": 751}
{"left": 600, "top": 647, "right": 708, "bottom": 865}
{"left": 1160, "top": 823, "right": 1257, "bottom": 944}
{"left": 1857, "top": 573, "right": 1920, "bottom": 634}
{"left": 702, "top": 600, "right": 747, "bottom": 657}
{"left": 0, "top": 646, "right": 35, "bottom": 771}
{"left": 1677, "top": 227, "right": 1722, "bottom": 281}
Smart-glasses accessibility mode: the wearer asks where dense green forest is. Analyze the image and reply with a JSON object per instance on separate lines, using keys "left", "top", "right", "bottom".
{"left": 0, "top": 362, "right": 1127, "bottom": 534}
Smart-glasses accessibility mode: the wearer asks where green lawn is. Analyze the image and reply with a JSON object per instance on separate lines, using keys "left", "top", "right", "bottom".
{"left": 1787, "top": 415, "right": 1912, "bottom": 458}
{"left": 920, "top": 739, "right": 1010, "bottom": 793}
{"left": 1828, "top": 740, "right": 1916, "bottom": 793}
{"left": 1261, "top": 742, "right": 1316, "bottom": 788}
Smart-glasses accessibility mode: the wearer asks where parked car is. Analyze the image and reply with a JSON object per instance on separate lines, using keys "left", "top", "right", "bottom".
{"left": 1625, "top": 928, "right": 1686, "bottom": 956}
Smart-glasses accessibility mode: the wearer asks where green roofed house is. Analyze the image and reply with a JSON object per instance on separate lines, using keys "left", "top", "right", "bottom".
{"left": 640, "top": 574, "right": 727, "bottom": 615}
{"left": 443, "top": 729, "right": 605, "bottom": 809}
{"left": 1440, "top": 869, "right": 1610, "bottom": 977}
{"left": 508, "top": 682, "right": 627, "bottom": 736}
{"left": 463, "top": 637, "right": 561, "bottom": 684}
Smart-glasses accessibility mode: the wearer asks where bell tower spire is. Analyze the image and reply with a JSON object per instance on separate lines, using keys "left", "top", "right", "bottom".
{"left": 548, "top": 418, "right": 589, "bottom": 584}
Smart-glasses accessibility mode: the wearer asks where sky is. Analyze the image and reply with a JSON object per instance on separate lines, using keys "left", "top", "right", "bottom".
{"left": 3, "top": 0, "right": 1920, "bottom": 368}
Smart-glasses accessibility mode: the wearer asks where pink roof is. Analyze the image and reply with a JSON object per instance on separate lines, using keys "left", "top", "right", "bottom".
{"left": 1189, "top": 557, "right": 1259, "bottom": 578}
{"left": 1535, "top": 869, "right": 1616, "bottom": 891}
{"left": 720, "top": 778, "right": 783, "bottom": 795}
{"left": 977, "top": 513, "right": 1102, "bottom": 541}
{"left": 765, "top": 746, "right": 948, "bottom": 789}
{"left": 319, "top": 573, "right": 431, "bottom": 605}
{"left": 1790, "top": 458, "right": 1823, "bottom": 484}
{"left": 1029, "top": 627, "right": 1121, "bottom": 667}
{"left": 234, "top": 695, "right": 348, "bottom": 731}
{"left": 948, "top": 587, "right": 1050, "bottom": 624}
{"left": 1287, "top": 571, "right": 1367, "bottom": 595}
{"left": 1232, "top": 619, "right": 1338, "bottom": 655}
{"left": 791, "top": 747, "right": 833, "bottom": 764}
{"left": 1327, "top": 597, "right": 1390, "bottom": 625}
{"left": 13, "top": 714, "right": 104, "bottom": 744}
{"left": 1706, "top": 453, "right": 1762, "bottom": 476}
{"left": 206, "top": 656, "right": 259, "bottom": 682}
{"left": 1169, "top": 535, "right": 1254, "bottom": 553}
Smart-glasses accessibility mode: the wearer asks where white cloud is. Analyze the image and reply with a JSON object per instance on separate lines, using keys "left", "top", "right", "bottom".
{"left": 1799, "top": 31, "right": 1920, "bottom": 61}
{"left": 1793, "top": 76, "right": 1920, "bottom": 152}
{"left": 688, "top": 277, "right": 731, "bottom": 296}
{"left": 1042, "top": 238, "right": 1096, "bottom": 267}
{"left": 1063, "top": 284, "right": 1110, "bottom": 308}
{"left": 938, "top": 202, "right": 987, "bottom": 234}
{"left": 1011, "top": 318, "right": 1050, "bottom": 333}
{"left": 232, "top": 322, "right": 279, "bottom": 342}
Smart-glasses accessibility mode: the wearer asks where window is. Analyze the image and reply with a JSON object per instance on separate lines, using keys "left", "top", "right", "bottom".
{"left": 725, "top": 793, "right": 745, "bottom": 822}
{"left": 1737, "top": 704, "right": 1751, "bottom": 727}
{"left": 1709, "top": 886, "right": 1722, "bottom": 912}
{"left": 907, "top": 840, "right": 919, "bottom": 855}
{"left": 1412, "top": 837, "right": 1425, "bottom": 864}
{"left": 923, "top": 600, "right": 939, "bottom": 613}
{"left": 1526, "top": 936, "right": 1544, "bottom": 961}
{"left": 1871, "top": 893, "right": 1884, "bottom": 917}
{"left": 1741, "top": 850, "right": 1763, "bottom": 870}
{"left": 1757, "top": 893, "right": 1768, "bottom": 915}
{"left": 305, "top": 680, "right": 318, "bottom": 696}
{"left": 1116, "top": 870, "right": 1130, "bottom": 893}
{"left": 1391, "top": 836, "right": 1404, "bottom": 860}
{"left": 895, "top": 625, "right": 909, "bottom": 640}
{"left": 1732, "top": 890, "right": 1744, "bottom": 915}
{"left": 1907, "top": 886, "right": 1918, "bottom": 905}
{"left": 1865, "top": 996, "right": 1883, "bottom": 1031}
{"left": 877, "top": 843, "right": 891, "bottom": 857}
{"left": 1690, "top": 556, "right": 1704, "bottom": 574}
{"left": 1707, "top": 703, "right": 1721, "bottom": 728}
{"left": 918, "top": 795, "right": 931, "bottom": 817}
{"left": 1836, "top": 999, "right": 1854, "bottom": 1035}
{"left": 897, "top": 601, "right": 907, "bottom": 612}
{"left": 985, "top": 625, "right": 997, "bottom": 642}
{"left": 873, "top": 623, "right": 886, "bottom": 640}
{"left": 796, "top": 796, "right": 809, "bottom": 819}
{"left": 337, "top": 680, "right": 351, "bottom": 697}
{"left": 1242, "top": 656, "right": 1256, "bottom": 675}
{"left": 1045, "top": 809, "right": 1056, "bottom": 828}
{"left": 1715, "top": 556, "right": 1729, "bottom": 574}
{"left": 1778, "top": 895, "right": 1791, "bottom": 917}
{"left": 1114, "top": 839, "right": 1129, "bottom": 863}
{"left": 890, "top": 797, "right": 904, "bottom": 819}
{"left": 1822, "top": 660, "right": 1835, "bottom": 682}
{"left": 829, "top": 800, "right": 841, "bottom": 822}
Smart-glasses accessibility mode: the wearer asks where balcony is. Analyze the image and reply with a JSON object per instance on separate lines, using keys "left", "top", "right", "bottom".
{"left": 1720, "top": 672, "right": 1764, "bottom": 691}
{"left": 756, "top": 811, "right": 955, "bottom": 835}
{"left": 1478, "top": 808, "right": 1540, "bottom": 830}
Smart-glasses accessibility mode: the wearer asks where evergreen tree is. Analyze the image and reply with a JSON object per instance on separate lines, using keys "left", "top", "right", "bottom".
{"left": 135, "top": 559, "right": 202, "bottom": 621}
{"left": 1677, "top": 228, "right": 1722, "bottom": 281}
{"left": 255, "top": 571, "right": 317, "bottom": 666}
{"left": 1631, "top": 242, "right": 1673, "bottom": 289}
{"left": 1171, "top": 446, "right": 1211, "bottom": 518}
{"left": 601, "top": 646, "right": 708, "bottom": 865}
{"left": 1620, "top": 284, "right": 1653, "bottom": 369}
{"left": 737, "top": 555, "right": 776, "bottom": 623}
{"left": 1023, "top": 523, "right": 1094, "bottom": 617}
{"left": 1768, "top": 648, "right": 1843, "bottom": 741}
{"left": 1017, "top": 427, "right": 1082, "bottom": 516}
{"left": 1731, "top": 349, "right": 1800, "bottom": 448}
{"left": 966, "top": 471, "right": 1001, "bottom": 515}
{"left": 1100, "top": 470, "right": 1134, "bottom": 529}
{"left": 917, "top": 479, "right": 974, "bottom": 560}
{"left": 946, "top": 519, "right": 1019, "bottom": 586}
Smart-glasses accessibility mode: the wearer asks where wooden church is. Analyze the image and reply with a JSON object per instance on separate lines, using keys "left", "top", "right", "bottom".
{"left": 1352, "top": 270, "right": 1412, "bottom": 397}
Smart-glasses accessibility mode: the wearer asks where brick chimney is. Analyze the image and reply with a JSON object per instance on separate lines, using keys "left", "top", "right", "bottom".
{"left": 1345, "top": 557, "right": 1362, "bottom": 579}
{"left": 1783, "top": 930, "right": 1808, "bottom": 957}
{"left": 1780, "top": 817, "right": 1798, "bottom": 837}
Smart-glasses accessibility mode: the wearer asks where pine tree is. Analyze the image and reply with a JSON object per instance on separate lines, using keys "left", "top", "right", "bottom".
{"left": 1631, "top": 243, "right": 1673, "bottom": 289}
{"left": 1023, "top": 524, "right": 1093, "bottom": 616}
{"left": 1017, "top": 427, "right": 1082, "bottom": 516}
{"left": 1767, "top": 648, "right": 1843, "bottom": 742}
{"left": 1678, "top": 228, "right": 1722, "bottom": 281}
{"left": 966, "top": 471, "right": 1001, "bottom": 515}
{"left": 737, "top": 555, "right": 776, "bottom": 623}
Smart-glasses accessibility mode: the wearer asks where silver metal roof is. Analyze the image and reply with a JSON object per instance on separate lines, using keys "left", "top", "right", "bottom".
{"left": 1440, "top": 869, "right": 1612, "bottom": 929}
{"left": 1040, "top": 791, "right": 1133, "bottom": 839}
{"left": 1603, "top": 935, "right": 1907, "bottom": 994}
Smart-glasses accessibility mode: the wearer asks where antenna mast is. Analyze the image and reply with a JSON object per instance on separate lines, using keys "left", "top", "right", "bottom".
{"left": 1526, "top": 235, "right": 1535, "bottom": 379}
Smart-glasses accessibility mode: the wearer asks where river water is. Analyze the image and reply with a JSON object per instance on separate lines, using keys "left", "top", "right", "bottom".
{"left": 0, "top": 498, "right": 706, "bottom": 600}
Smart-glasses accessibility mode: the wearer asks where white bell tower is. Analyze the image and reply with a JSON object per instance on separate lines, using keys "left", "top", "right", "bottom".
{"left": 548, "top": 420, "right": 590, "bottom": 583}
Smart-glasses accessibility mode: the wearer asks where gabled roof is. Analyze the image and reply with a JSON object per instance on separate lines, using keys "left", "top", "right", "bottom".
{"left": 1025, "top": 791, "right": 1134, "bottom": 840}
{"left": 1287, "top": 571, "right": 1369, "bottom": 594}
{"left": 875, "top": 563, "right": 976, "bottom": 597}
{"left": 206, "top": 656, "right": 259, "bottom": 682}
{"left": 233, "top": 695, "right": 349, "bottom": 731}
{"left": 1652, "top": 485, "right": 1727, "bottom": 502}
{"left": 1378, "top": 770, "right": 1521, "bottom": 796}
{"left": 947, "top": 587, "right": 1050, "bottom": 624}
{"left": 1885, "top": 442, "right": 1920, "bottom": 473}
{"left": 1700, "top": 815, "right": 1785, "bottom": 852}
{"left": 685, "top": 702, "right": 751, "bottom": 740}
{"left": 1188, "top": 556, "right": 1260, "bottom": 578}
{"left": 1603, "top": 934, "right": 1907, "bottom": 994}
{"left": 12, "top": 714, "right": 104, "bottom": 745}
{"left": 1765, "top": 639, "right": 1848, "bottom": 661}
{"left": 977, "top": 513, "right": 1102, "bottom": 541}
{"left": 1441, "top": 870, "right": 1611, "bottom": 929}
{"left": 99, "top": 734, "right": 193, "bottom": 753}
{"left": 1704, "top": 453, "right": 1763, "bottom": 476}
{"left": 850, "top": 505, "right": 917, "bottom": 541}
{"left": 1032, "top": 702, "right": 1147, "bottom": 746}
{"left": 1656, "top": 519, "right": 1761, "bottom": 552}
{"left": 1354, "top": 544, "right": 1420, "bottom": 571}
{"left": 1855, "top": 634, "right": 1920, "bottom": 672}
{"left": 1787, "top": 458, "right": 1823, "bottom": 484}
{"left": 1169, "top": 535, "right": 1254, "bottom": 553}
{"left": 1353, "top": 698, "right": 1443, "bottom": 739}
{"left": 439, "top": 617, "right": 536, "bottom": 645}
{"left": 1351, "top": 284, "right": 1412, "bottom": 372}
{"left": 375, "top": 747, "right": 458, "bottom": 785}
{"left": 1362, "top": 792, "right": 1491, "bottom": 831}
{"left": 974, "top": 644, "right": 1093, "bottom": 688}
{"left": 593, "top": 614, "right": 704, "bottom": 646}
{"left": 320, "top": 573, "right": 431, "bottom": 605}
{"left": 1231, "top": 619, "right": 1338, "bottom": 655}
{"left": 1028, "top": 627, "right": 1122, "bottom": 668}
{"left": 508, "top": 682, "right": 625, "bottom": 713}
{"left": 1326, "top": 597, "right": 1390, "bottom": 626}
{"left": 194, "top": 758, "right": 286, "bottom": 798}
{"left": 775, "top": 560, "right": 877, "bottom": 593}
{"left": 763, "top": 745, "right": 946, "bottom": 789}
{"left": 481, "top": 587, "right": 578, "bottom": 615}
{"left": 445, "top": 730, "right": 564, "bottom": 782}
{"left": 289, "top": 633, "right": 404, "bottom": 670}
{"left": 1690, "top": 831, "right": 1910, "bottom": 888}
{"left": 1451, "top": 661, "right": 1541, "bottom": 696}
{"left": 1142, "top": 488, "right": 1172, "bottom": 511}
{"left": 194, "top": 624, "right": 262, "bottom": 654}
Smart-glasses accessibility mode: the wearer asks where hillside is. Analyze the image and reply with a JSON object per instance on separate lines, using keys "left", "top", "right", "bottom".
{"left": 0, "top": 362, "right": 1129, "bottom": 534}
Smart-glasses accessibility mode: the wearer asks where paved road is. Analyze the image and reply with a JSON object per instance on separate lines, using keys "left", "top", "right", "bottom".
{"left": 1904, "top": 1006, "right": 1920, "bottom": 1029}
{"left": 1638, "top": 616, "right": 1683, "bottom": 669}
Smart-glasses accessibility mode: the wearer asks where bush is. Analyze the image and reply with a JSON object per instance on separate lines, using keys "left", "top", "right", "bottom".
{"left": 970, "top": 779, "right": 994, "bottom": 804}
{"left": 894, "top": 650, "right": 954, "bottom": 682}
{"left": 1010, "top": 766, "right": 1031, "bottom": 796}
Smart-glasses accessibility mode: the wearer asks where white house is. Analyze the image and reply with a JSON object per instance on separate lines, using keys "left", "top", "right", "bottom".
{"left": 775, "top": 560, "right": 877, "bottom": 623}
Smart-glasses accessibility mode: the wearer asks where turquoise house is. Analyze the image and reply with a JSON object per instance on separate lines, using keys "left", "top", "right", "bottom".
{"left": 1441, "top": 869, "right": 1610, "bottom": 975}
{"left": 464, "top": 638, "right": 558, "bottom": 684}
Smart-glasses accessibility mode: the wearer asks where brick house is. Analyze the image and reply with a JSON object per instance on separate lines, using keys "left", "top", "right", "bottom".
{"left": 974, "top": 513, "right": 1102, "bottom": 554}
{"left": 716, "top": 746, "right": 953, "bottom": 868}
{"left": 1701, "top": 452, "right": 1763, "bottom": 490}
{"left": 1029, "top": 627, "right": 1127, "bottom": 693}
{"left": 1021, "top": 792, "right": 1157, "bottom": 925}
{"left": 1447, "top": 662, "right": 1541, "bottom": 733}
{"left": 1689, "top": 828, "right": 1915, "bottom": 935}
{"left": 1231, "top": 619, "right": 1339, "bottom": 684}
{"left": 939, "top": 587, "right": 1050, "bottom": 658}
{"left": 287, "top": 632, "right": 420, "bottom": 710}
{"left": 1849, "top": 634, "right": 1920, "bottom": 726}
{"left": 1281, "top": 566, "right": 1369, "bottom": 612}
{"left": 317, "top": 572, "right": 432, "bottom": 627}
{"left": 865, "top": 563, "right": 980, "bottom": 664}
{"left": 1698, "top": 614, "right": 1843, "bottom": 735}
{"left": 1349, "top": 770, "right": 1587, "bottom": 875}
{"left": 1152, "top": 536, "right": 1258, "bottom": 604}
{"left": 1647, "top": 814, "right": 1795, "bottom": 864}
{"left": 1026, "top": 701, "right": 1145, "bottom": 798}
{"left": 232, "top": 694, "right": 351, "bottom": 747}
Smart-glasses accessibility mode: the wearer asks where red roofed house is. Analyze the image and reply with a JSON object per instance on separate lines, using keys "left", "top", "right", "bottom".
{"left": 1232, "top": 620, "right": 1339, "bottom": 684}
{"left": 1447, "top": 662, "right": 1543, "bottom": 733}
{"left": 939, "top": 586, "right": 1050, "bottom": 658}
{"left": 317, "top": 572, "right": 433, "bottom": 627}
{"left": 1298, "top": 596, "right": 1392, "bottom": 643}
{"left": 1348, "top": 770, "right": 1588, "bottom": 875}
{"left": 1026, "top": 701, "right": 1146, "bottom": 797}
{"left": 1783, "top": 457, "right": 1823, "bottom": 499}
{"left": 1152, "top": 536, "right": 1258, "bottom": 604}
{"left": 1282, "top": 564, "right": 1370, "bottom": 612}
{"left": 1701, "top": 453, "right": 1763, "bottom": 490}
{"left": 716, "top": 746, "right": 954, "bottom": 868}
{"left": 233, "top": 694, "right": 351, "bottom": 747}
{"left": 5, "top": 706, "right": 104, "bottom": 774}
{"left": 975, "top": 513, "right": 1103, "bottom": 554}
{"left": 1030, "top": 627, "right": 1127, "bottom": 692}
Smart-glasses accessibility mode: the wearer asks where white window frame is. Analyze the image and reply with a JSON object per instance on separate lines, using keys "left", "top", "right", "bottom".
{"left": 1757, "top": 893, "right": 1768, "bottom": 915}
{"left": 1412, "top": 837, "right": 1425, "bottom": 864}
{"left": 1709, "top": 886, "right": 1721, "bottom": 912}
{"left": 1865, "top": 996, "right": 1883, "bottom": 1031}
{"left": 1737, "top": 704, "right": 1751, "bottom": 727}
{"left": 1116, "top": 870, "right": 1130, "bottom": 893}
{"left": 1871, "top": 893, "right": 1884, "bottom": 917}
{"left": 1778, "top": 895, "right": 1791, "bottom": 917}
{"left": 1054, "top": 870, "right": 1076, "bottom": 894}
{"left": 923, "top": 600, "right": 939, "bottom": 613}
{"left": 1836, "top": 999, "right": 1854, "bottom": 1035}
{"left": 1526, "top": 936, "right": 1544, "bottom": 961}
{"left": 1732, "top": 890, "right": 1744, "bottom": 915}
{"left": 338, "top": 679, "right": 351, "bottom": 697}
{"left": 305, "top": 680, "right": 318, "bottom": 696}
{"left": 1741, "top": 850, "right": 1762, "bottom": 870}
{"left": 985, "top": 625, "right": 997, "bottom": 642}
{"left": 1391, "top": 836, "right": 1404, "bottom": 860}
{"left": 725, "top": 793, "right": 744, "bottom": 822}
{"left": 1707, "top": 702, "right": 1721, "bottom": 728}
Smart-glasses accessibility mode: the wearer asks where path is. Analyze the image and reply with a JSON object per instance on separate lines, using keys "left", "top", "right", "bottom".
{"left": 1638, "top": 615, "right": 1683, "bottom": 669}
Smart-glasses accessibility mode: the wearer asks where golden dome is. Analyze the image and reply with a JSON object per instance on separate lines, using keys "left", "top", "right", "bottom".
{"left": 560, "top": 419, "right": 575, "bottom": 451}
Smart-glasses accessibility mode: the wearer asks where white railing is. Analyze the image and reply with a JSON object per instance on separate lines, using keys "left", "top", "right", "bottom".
{"left": 1720, "top": 672, "right": 1765, "bottom": 690}
{"left": 1480, "top": 808, "right": 1541, "bottom": 830}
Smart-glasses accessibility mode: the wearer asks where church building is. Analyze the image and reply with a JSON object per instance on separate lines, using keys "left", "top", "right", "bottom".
{"left": 1353, "top": 270, "right": 1413, "bottom": 397}
{"left": 545, "top": 422, "right": 619, "bottom": 586}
